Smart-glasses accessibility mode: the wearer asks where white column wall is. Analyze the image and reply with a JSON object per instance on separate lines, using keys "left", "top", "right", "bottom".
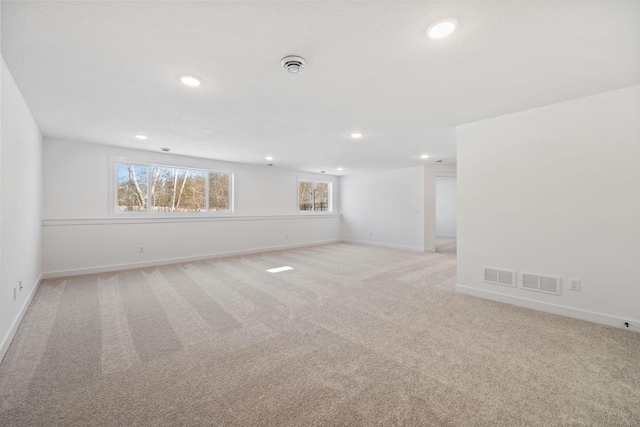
{"left": 456, "top": 85, "right": 640, "bottom": 328}
{"left": 1, "top": 58, "right": 43, "bottom": 360}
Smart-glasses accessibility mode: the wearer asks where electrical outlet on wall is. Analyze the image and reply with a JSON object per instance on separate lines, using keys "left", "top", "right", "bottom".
{"left": 570, "top": 279, "right": 581, "bottom": 291}
{"left": 14, "top": 288, "right": 17, "bottom": 301}
{"left": 139, "top": 246, "right": 144, "bottom": 254}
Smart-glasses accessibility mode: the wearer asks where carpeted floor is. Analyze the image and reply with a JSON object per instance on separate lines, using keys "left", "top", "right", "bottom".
{"left": 1, "top": 243, "right": 638, "bottom": 426}
{"left": 435, "top": 237, "right": 457, "bottom": 254}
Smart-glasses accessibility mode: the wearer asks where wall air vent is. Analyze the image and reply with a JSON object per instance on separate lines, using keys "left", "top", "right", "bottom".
{"left": 483, "top": 267, "right": 516, "bottom": 287}
{"left": 518, "top": 272, "right": 561, "bottom": 295}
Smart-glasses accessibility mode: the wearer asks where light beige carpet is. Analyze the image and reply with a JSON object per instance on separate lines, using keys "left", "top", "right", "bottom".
{"left": 435, "top": 237, "right": 457, "bottom": 254}
{"left": 1, "top": 243, "right": 638, "bottom": 426}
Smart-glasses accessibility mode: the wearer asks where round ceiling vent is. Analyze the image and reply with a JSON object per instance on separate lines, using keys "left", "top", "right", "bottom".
{"left": 281, "top": 56, "right": 306, "bottom": 74}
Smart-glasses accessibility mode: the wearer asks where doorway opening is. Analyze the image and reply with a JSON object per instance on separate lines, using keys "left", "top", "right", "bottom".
{"left": 435, "top": 176, "right": 457, "bottom": 254}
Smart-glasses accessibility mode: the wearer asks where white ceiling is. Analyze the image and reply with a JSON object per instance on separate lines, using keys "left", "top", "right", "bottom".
{"left": 2, "top": 1, "right": 639, "bottom": 175}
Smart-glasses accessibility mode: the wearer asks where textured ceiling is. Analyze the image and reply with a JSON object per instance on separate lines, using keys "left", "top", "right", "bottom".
{"left": 2, "top": 1, "right": 639, "bottom": 175}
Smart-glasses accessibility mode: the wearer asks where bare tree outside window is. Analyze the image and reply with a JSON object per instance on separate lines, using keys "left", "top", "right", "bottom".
{"left": 151, "top": 167, "right": 206, "bottom": 212}
{"left": 314, "top": 182, "right": 329, "bottom": 211}
{"left": 299, "top": 181, "right": 330, "bottom": 212}
{"left": 117, "top": 164, "right": 148, "bottom": 211}
{"left": 209, "top": 172, "right": 231, "bottom": 211}
{"left": 116, "top": 163, "right": 231, "bottom": 214}
{"left": 299, "top": 181, "right": 313, "bottom": 211}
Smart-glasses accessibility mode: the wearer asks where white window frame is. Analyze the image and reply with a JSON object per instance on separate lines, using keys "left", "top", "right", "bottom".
{"left": 111, "top": 159, "right": 234, "bottom": 216}
{"left": 297, "top": 179, "right": 332, "bottom": 213}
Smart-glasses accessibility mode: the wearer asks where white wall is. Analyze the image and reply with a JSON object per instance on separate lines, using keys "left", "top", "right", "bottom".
{"left": 436, "top": 177, "right": 457, "bottom": 238}
{"left": 340, "top": 164, "right": 457, "bottom": 252}
{"left": 340, "top": 167, "right": 425, "bottom": 251}
{"left": 457, "top": 85, "right": 640, "bottom": 328}
{"left": 1, "top": 58, "right": 43, "bottom": 360}
{"left": 42, "top": 138, "right": 340, "bottom": 276}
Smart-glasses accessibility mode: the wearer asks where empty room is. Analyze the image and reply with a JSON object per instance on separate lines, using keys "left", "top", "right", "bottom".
{"left": 1, "top": 1, "right": 639, "bottom": 426}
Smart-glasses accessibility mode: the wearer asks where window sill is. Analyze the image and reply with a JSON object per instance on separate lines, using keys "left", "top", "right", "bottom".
{"left": 297, "top": 211, "right": 335, "bottom": 215}
{"left": 42, "top": 213, "right": 341, "bottom": 226}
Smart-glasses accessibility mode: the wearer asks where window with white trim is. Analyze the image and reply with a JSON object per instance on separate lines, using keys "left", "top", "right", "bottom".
{"left": 299, "top": 180, "right": 331, "bottom": 212}
{"left": 116, "top": 163, "right": 232, "bottom": 213}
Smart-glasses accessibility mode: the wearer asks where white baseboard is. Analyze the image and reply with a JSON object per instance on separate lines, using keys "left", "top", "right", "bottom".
{"left": 455, "top": 284, "right": 638, "bottom": 331}
{"left": 436, "top": 234, "right": 457, "bottom": 238}
{"left": 340, "top": 239, "right": 425, "bottom": 253}
{"left": 42, "top": 239, "right": 340, "bottom": 279}
{"left": 0, "top": 274, "right": 43, "bottom": 363}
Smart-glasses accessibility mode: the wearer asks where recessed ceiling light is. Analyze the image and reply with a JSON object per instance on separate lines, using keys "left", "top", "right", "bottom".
{"left": 426, "top": 18, "right": 458, "bottom": 39}
{"left": 351, "top": 132, "right": 363, "bottom": 139}
{"left": 337, "top": 167, "right": 344, "bottom": 171}
{"left": 265, "top": 156, "right": 274, "bottom": 161}
{"left": 135, "top": 134, "right": 148, "bottom": 140}
{"left": 179, "top": 75, "right": 201, "bottom": 87}
{"left": 420, "top": 154, "right": 430, "bottom": 159}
